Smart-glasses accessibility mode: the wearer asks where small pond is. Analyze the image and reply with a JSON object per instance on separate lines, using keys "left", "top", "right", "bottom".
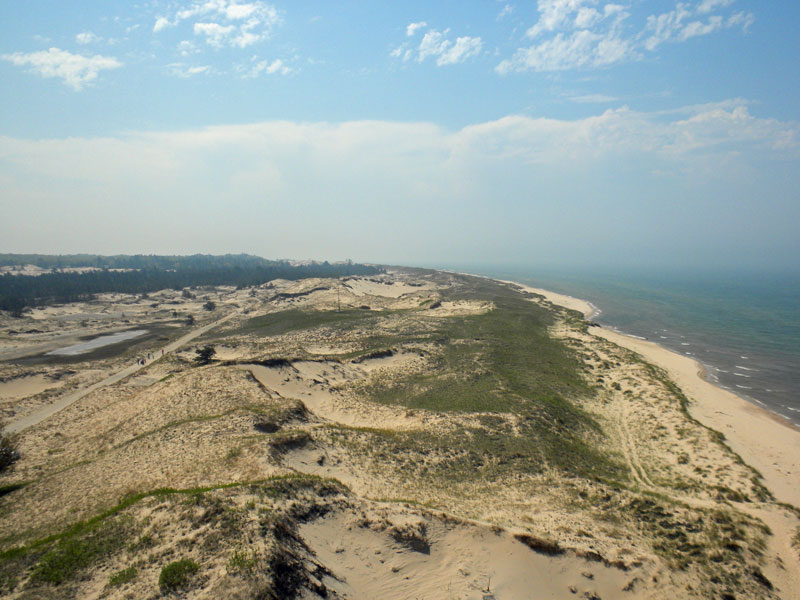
{"left": 47, "top": 330, "right": 148, "bottom": 356}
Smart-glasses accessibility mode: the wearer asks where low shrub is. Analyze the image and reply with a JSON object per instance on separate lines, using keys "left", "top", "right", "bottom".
{"left": 159, "top": 559, "right": 199, "bottom": 591}
{"left": 0, "top": 427, "right": 20, "bottom": 473}
{"left": 108, "top": 566, "right": 137, "bottom": 587}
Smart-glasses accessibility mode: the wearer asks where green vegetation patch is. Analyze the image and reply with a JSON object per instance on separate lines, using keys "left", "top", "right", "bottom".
{"left": 577, "top": 487, "right": 773, "bottom": 596}
{"left": 213, "top": 307, "right": 381, "bottom": 339}
{"left": 337, "top": 274, "right": 617, "bottom": 479}
{"left": 27, "top": 514, "right": 134, "bottom": 586}
{"left": 362, "top": 276, "right": 590, "bottom": 414}
{"left": 108, "top": 565, "right": 137, "bottom": 587}
{"left": 0, "top": 474, "right": 344, "bottom": 594}
{"left": 327, "top": 416, "right": 622, "bottom": 485}
{"left": 159, "top": 558, "right": 199, "bottom": 592}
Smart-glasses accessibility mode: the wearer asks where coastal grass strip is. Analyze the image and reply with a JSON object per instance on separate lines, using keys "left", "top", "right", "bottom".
{"left": 0, "top": 474, "right": 346, "bottom": 563}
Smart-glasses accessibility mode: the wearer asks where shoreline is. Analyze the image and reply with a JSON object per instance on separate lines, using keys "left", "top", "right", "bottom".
{"left": 500, "top": 277, "right": 800, "bottom": 509}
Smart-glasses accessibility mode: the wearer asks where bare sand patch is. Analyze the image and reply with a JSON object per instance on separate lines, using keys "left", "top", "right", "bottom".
{"left": 0, "top": 374, "right": 65, "bottom": 403}
{"left": 302, "top": 506, "right": 644, "bottom": 600}
{"left": 344, "top": 278, "right": 430, "bottom": 298}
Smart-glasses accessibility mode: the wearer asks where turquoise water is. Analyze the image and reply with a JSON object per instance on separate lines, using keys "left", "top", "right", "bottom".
{"left": 442, "top": 265, "right": 800, "bottom": 428}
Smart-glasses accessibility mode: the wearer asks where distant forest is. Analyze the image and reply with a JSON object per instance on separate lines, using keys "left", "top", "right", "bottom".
{"left": 0, "top": 254, "right": 383, "bottom": 314}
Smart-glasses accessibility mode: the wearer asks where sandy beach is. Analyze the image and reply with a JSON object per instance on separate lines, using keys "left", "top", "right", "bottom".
{"left": 515, "top": 281, "right": 800, "bottom": 508}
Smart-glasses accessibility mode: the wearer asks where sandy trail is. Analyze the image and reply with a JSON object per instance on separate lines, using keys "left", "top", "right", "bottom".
{"left": 5, "top": 311, "right": 237, "bottom": 434}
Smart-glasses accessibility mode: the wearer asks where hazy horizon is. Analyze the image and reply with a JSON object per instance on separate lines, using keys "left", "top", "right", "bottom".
{"left": 2, "top": 2, "right": 798, "bottom": 271}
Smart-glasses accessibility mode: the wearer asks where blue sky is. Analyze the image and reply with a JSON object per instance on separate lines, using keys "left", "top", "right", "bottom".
{"left": 1, "top": 1, "right": 799, "bottom": 269}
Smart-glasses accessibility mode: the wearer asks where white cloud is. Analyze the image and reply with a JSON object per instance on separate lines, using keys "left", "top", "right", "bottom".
{"left": 438, "top": 36, "right": 482, "bottom": 65}
{"left": 501, "top": 0, "right": 754, "bottom": 72}
{"left": 155, "top": 1, "right": 281, "bottom": 48}
{"left": 242, "top": 57, "right": 291, "bottom": 77}
{"left": 526, "top": 0, "right": 594, "bottom": 38}
{"left": 644, "top": 4, "right": 691, "bottom": 51}
{"left": 168, "top": 63, "right": 211, "bottom": 78}
{"left": 644, "top": 1, "right": 753, "bottom": 51}
{"left": 680, "top": 15, "right": 724, "bottom": 41}
{"left": 570, "top": 93, "right": 618, "bottom": 103}
{"left": 727, "top": 11, "right": 754, "bottom": 31}
{"left": 178, "top": 40, "right": 200, "bottom": 56}
{"left": 393, "top": 27, "right": 482, "bottom": 66}
{"left": 697, "top": 0, "right": 732, "bottom": 14}
{"left": 1, "top": 47, "right": 122, "bottom": 90}
{"left": 498, "top": 0, "right": 634, "bottom": 72}
{"left": 76, "top": 31, "right": 102, "bottom": 45}
{"left": 2, "top": 102, "right": 795, "bottom": 266}
{"left": 574, "top": 7, "right": 601, "bottom": 29}
{"left": 406, "top": 21, "right": 427, "bottom": 37}
{"left": 498, "top": 5, "right": 514, "bottom": 20}
{"left": 194, "top": 22, "right": 236, "bottom": 47}
{"left": 417, "top": 30, "right": 448, "bottom": 61}
{"left": 153, "top": 17, "right": 173, "bottom": 32}
{"left": 498, "top": 29, "right": 634, "bottom": 73}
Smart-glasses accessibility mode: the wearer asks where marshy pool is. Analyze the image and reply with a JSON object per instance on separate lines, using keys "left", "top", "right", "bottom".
{"left": 47, "top": 330, "right": 148, "bottom": 356}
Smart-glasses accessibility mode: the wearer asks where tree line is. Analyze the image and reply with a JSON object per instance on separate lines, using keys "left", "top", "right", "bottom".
{"left": 0, "top": 255, "right": 382, "bottom": 314}
{"left": 0, "top": 253, "right": 302, "bottom": 271}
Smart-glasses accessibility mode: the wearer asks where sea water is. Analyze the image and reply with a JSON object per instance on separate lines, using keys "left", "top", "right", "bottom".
{"left": 444, "top": 265, "right": 800, "bottom": 429}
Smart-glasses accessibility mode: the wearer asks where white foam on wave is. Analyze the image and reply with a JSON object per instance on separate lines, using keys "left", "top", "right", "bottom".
{"left": 733, "top": 373, "right": 751, "bottom": 378}
{"left": 736, "top": 385, "right": 752, "bottom": 390}
{"left": 629, "top": 334, "right": 647, "bottom": 340}
{"left": 681, "top": 342, "right": 691, "bottom": 346}
{"left": 740, "top": 356, "right": 749, "bottom": 359}
{"left": 785, "top": 406, "right": 800, "bottom": 413}
{"left": 735, "top": 365, "right": 758, "bottom": 371}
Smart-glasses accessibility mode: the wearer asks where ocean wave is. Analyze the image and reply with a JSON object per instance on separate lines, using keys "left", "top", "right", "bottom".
{"left": 733, "top": 373, "right": 751, "bottom": 378}
{"left": 740, "top": 356, "right": 749, "bottom": 359}
{"left": 735, "top": 385, "right": 752, "bottom": 390}
{"left": 735, "top": 365, "right": 758, "bottom": 371}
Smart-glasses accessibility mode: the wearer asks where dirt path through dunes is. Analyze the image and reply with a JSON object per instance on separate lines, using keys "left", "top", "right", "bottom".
{"left": 5, "top": 312, "right": 237, "bottom": 434}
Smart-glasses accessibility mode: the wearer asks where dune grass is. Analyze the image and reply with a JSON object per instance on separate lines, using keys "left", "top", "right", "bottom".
{"left": 0, "top": 475, "right": 345, "bottom": 594}
{"left": 210, "top": 308, "right": 380, "bottom": 339}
